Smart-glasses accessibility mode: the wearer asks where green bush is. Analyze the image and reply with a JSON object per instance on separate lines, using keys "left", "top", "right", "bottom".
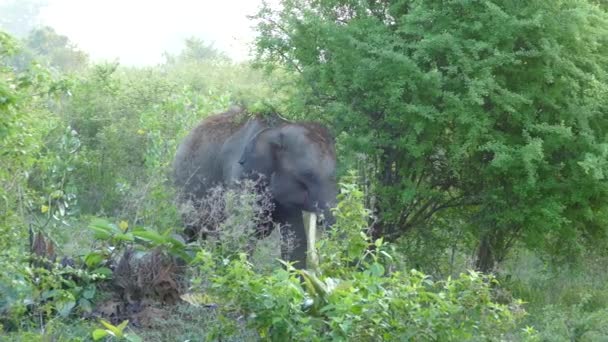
{"left": 503, "top": 249, "right": 608, "bottom": 340}
{"left": 192, "top": 180, "right": 528, "bottom": 341}
{"left": 254, "top": 0, "right": 608, "bottom": 273}
{"left": 0, "top": 30, "right": 77, "bottom": 331}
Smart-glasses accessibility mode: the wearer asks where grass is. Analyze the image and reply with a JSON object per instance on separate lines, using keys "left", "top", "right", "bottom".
{"left": 502, "top": 249, "right": 608, "bottom": 340}
{"left": 134, "top": 303, "right": 258, "bottom": 341}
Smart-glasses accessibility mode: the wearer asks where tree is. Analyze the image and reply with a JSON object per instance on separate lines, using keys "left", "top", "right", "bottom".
{"left": 25, "top": 26, "right": 89, "bottom": 73}
{"left": 253, "top": 0, "right": 608, "bottom": 271}
{"left": 163, "top": 37, "right": 229, "bottom": 64}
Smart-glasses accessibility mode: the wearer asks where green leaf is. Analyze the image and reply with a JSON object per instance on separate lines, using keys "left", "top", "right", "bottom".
{"left": 117, "top": 319, "right": 129, "bottom": 332}
{"left": 369, "top": 263, "right": 385, "bottom": 278}
{"left": 56, "top": 299, "right": 76, "bottom": 317}
{"left": 41, "top": 289, "right": 60, "bottom": 300}
{"left": 84, "top": 252, "right": 104, "bottom": 268}
{"left": 114, "top": 232, "right": 135, "bottom": 242}
{"left": 92, "top": 329, "right": 108, "bottom": 341}
{"left": 82, "top": 285, "right": 96, "bottom": 299}
{"left": 89, "top": 226, "right": 112, "bottom": 240}
{"left": 132, "top": 230, "right": 167, "bottom": 245}
{"left": 125, "top": 333, "right": 143, "bottom": 342}
{"left": 166, "top": 236, "right": 186, "bottom": 249}
{"left": 90, "top": 218, "right": 120, "bottom": 233}
{"left": 79, "top": 298, "right": 93, "bottom": 313}
{"left": 170, "top": 247, "right": 192, "bottom": 263}
{"left": 92, "top": 267, "right": 113, "bottom": 277}
{"left": 379, "top": 250, "right": 393, "bottom": 261}
{"left": 100, "top": 319, "right": 123, "bottom": 337}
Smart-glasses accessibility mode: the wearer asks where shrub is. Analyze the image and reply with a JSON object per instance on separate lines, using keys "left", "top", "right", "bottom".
{"left": 190, "top": 179, "right": 527, "bottom": 341}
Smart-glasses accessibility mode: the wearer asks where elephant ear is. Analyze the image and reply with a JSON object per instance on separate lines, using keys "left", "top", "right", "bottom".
{"left": 260, "top": 129, "right": 286, "bottom": 169}
{"left": 239, "top": 128, "right": 285, "bottom": 174}
{"left": 267, "top": 130, "right": 285, "bottom": 155}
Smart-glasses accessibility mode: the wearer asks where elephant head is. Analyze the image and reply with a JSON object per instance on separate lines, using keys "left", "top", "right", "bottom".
{"left": 238, "top": 123, "right": 337, "bottom": 224}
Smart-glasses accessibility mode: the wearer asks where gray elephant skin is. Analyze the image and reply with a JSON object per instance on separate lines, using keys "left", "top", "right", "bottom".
{"left": 173, "top": 107, "right": 337, "bottom": 268}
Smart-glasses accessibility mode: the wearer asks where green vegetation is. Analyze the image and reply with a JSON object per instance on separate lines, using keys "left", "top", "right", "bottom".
{"left": 254, "top": 0, "right": 608, "bottom": 273}
{"left": 2, "top": 0, "right": 608, "bottom": 340}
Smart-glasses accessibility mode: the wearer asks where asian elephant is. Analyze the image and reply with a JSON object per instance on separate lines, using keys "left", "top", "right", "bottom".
{"left": 172, "top": 107, "right": 337, "bottom": 268}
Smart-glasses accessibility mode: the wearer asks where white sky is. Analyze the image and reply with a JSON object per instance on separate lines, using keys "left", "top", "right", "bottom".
{"left": 37, "top": 0, "right": 266, "bottom": 65}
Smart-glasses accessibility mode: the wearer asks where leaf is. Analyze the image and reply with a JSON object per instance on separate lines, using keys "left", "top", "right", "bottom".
{"left": 58, "top": 201, "right": 65, "bottom": 216}
{"left": 56, "top": 299, "right": 76, "bottom": 317}
{"left": 114, "top": 233, "right": 134, "bottom": 242}
{"left": 132, "top": 230, "right": 167, "bottom": 245}
{"left": 100, "top": 319, "right": 123, "bottom": 337}
{"left": 79, "top": 298, "right": 93, "bottom": 313}
{"left": 89, "top": 219, "right": 117, "bottom": 239}
{"left": 125, "top": 333, "right": 143, "bottom": 342}
{"left": 170, "top": 246, "right": 192, "bottom": 262}
{"left": 117, "top": 319, "right": 129, "bottom": 332}
{"left": 89, "top": 218, "right": 121, "bottom": 235}
{"left": 92, "top": 329, "right": 108, "bottom": 341}
{"left": 299, "top": 269, "right": 328, "bottom": 299}
{"left": 374, "top": 237, "right": 384, "bottom": 248}
{"left": 369, "top": 263, "right": 385, "bottom": 277}
{"left": 89, "top": 226, "right": 112, "bottom": 240}
{"left": 181, "top": 292, "right": 217, "bottom": 306}
{"left": 84, "top": 252, "right": 104, "bottom": 268}
{"left": 82, "top": 285, "right": 96, "bottom": 299}
{"left": 119, "top": 220, "right": 129, "bottom": 231}
{"left": 92, "top": 267, "right": 113, "bottom": 277}
{"left": 50, "top": 189, "right": 63, "bottom": 199}
{"left": 166, "top": 236, "right": 186, "bottom": 249}
{"left": 41, "top": 205, "right": 49, "bottom": 213}
{"left": 380, "top": 250, "right": 393, "bottom": 261}
{"left": 41, "top": 289, "right": 60, "bottom": 300}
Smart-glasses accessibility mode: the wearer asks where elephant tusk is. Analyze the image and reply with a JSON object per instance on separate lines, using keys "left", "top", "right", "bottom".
{"left": 302, "top": 211, "right": 319, "bottom": 273}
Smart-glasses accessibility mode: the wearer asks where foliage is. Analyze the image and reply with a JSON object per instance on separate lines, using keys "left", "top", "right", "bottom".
{"left": 24, "top": 26, "right": 89, "bottom": 73}
{"left": 532, "top": 304, "right": 608, "bottom": 341}
{"left": 192, "top": 180, "right": 527, "bottom": 341}
{"left": 164, "top": 37, "right": 229, "bottom": 64}
{"left": 0, "top": 30, "right": 74, "bottom": 330}
{"left": 2, "top": 7, "right": 608, "bottom": 338}
{"left": 134, "top": 303, "right": 258, "bottom": 341}
{"left": 254, "top": 0, "right": 608, "bottom": 271}
{"left": 2, "top": 318, "right": 96, "bottom": 341}
{"left": 317, "top": 171, "right": 383, "bottom": 276}
{"left": 1, "top": 28, "right": 288, "bottom": 337}
{"left": 92, "top": 319, "right": 142, "bottom": 342}
{"left": 503, "top": 249, "right": 608, "bottom": 340}
{"left": 88, "top": 217, "right": 189, "bottom": 263}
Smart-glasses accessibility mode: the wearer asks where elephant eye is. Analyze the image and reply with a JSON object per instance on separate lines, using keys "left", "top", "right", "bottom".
{"left": 301, "top": 170, "right": 316, "bottom": 181}
{"left": 297, "top": 179, "right": 308, "bottom": 190}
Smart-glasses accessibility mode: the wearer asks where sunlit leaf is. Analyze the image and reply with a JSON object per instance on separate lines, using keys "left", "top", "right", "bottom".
{"left": 100, "top": 319, "right": 123, "bottom": 337}
{"left": 132, "top": 230, "right": 167, "bottom": 245}
{"left": 119, "top": 220, "right": 129, "bottom": 231}
{"left": 56, "top": 299, "right": 76, "bottom": 317}
{"left": 84, "top": 252, "right": 104, "bottom": 268}
{"left": 92, "top": 329, "right": 108, "bottom": 341}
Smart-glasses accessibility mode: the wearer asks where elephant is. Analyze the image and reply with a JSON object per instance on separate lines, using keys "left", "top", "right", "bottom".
{"left": 172, "top": 107, "right": 337, "bottom": 268}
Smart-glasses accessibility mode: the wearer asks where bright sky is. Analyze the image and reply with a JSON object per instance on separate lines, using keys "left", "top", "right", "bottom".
{"left": 37, "top": 0, "right": 266, "bottom": 65}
